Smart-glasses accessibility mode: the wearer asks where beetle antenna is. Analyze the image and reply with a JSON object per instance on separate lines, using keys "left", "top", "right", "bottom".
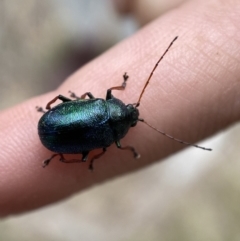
{"left": 138, "top": 119, "right": 212, "bottom": 151}
{"left": 136, "top": 36, "right": 178, "bottom": 107}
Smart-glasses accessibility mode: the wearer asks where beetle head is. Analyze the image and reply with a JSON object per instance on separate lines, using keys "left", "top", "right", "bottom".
{"left": 126, "top": 104, "right": 139, "bottom": 127}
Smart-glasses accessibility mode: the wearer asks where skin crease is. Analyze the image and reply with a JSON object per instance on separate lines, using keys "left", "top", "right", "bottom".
{"left": 0, "top": 0, "right": 240, "bottom": 216}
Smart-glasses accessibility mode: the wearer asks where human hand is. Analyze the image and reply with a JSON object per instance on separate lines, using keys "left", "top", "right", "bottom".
{"left": 1, "top": 0, "right": 240, "bottom": 216}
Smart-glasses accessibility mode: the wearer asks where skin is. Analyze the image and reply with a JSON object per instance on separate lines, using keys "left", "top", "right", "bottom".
{"left": 1, "top": 0, "right": 240, "bottom": 216}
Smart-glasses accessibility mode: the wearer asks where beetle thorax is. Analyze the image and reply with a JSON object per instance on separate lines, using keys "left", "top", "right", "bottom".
{"left": 107, "top": 98, "right": 139, "bottom": 127}
{"left": 107, "top": 98, "right": 139, "bottom": 140}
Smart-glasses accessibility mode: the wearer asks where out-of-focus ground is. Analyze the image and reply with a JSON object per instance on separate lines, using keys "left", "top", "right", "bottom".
{"left": 1, "top": 1, "right": 240, "bottom": 241}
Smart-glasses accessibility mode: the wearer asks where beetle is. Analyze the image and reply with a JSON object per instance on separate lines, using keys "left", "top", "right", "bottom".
{"left": 37, "top": 36, "right": 212, "bottom": 170}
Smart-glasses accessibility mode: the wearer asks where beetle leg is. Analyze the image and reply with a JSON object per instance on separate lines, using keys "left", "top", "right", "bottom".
{"left": 89, "top": 148, "right": 107, "bottom": 171}
{"left": 69, "top": 91, "right": 95, "bottom": 100}
{"left": 46, "top": 95, "right": 72, "bottom": 110}
{"left": 115, "top": 141, "right": 140, "bottom": 159}
{"left": 106, "top": 72, "right": 128, "bottom": 100}
{"left": 58, "top": 154, "right": 83, "bottom": 164}
{"left": 58, "top": 152, "right": 89, "bottom": 163}
{"left": 42, "top": 153, "right": 60, "bottom": 167}
{"left": 43, "top": 153, "right": 88, "bottom": 167}
{"left": 81, "top": 92, "right": 95, "bottom": 99}
{"left": 81, "top": 151, "right": 89, "bottom": 162}
{"left": 36, "top": 106, "right": 46, "bottom": 114}
{"left": 49, "top": 153, "right": 90, "bottom": 165}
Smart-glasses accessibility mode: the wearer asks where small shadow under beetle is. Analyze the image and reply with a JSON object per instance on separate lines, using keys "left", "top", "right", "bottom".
{"left": 37, "top": 36, "right": 212, "bottom": 171}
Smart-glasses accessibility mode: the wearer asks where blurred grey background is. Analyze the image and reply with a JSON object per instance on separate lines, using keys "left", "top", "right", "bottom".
{"left": 1, "top": 1, "right": 240, "bottom": 241}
